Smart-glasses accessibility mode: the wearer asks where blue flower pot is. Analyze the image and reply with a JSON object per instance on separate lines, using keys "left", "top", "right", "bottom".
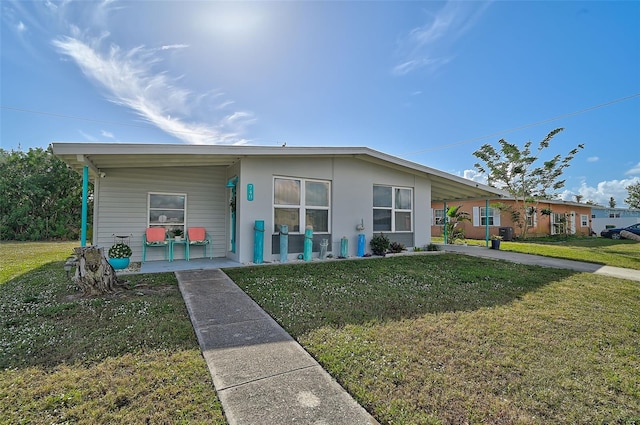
{"left": 108, "top": 257, "right": 130, "bottom": 270}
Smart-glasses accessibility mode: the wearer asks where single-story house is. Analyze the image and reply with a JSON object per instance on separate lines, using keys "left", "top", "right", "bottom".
{"left": 431, "top": 198, "right": 593, "bottom": 240}
{"left": 52, "top": 143, "right": 505, "bottom": 263}
{"left": 590, "top": 206, "right": 640, "bottom": 234}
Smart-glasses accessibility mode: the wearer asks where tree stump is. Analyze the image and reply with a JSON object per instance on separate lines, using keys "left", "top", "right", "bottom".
{"left": 72, "top": 246, "right": 120, "bottom": 295}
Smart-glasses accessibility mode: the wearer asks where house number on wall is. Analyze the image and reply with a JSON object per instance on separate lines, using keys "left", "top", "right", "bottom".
{"left": 247, "top": 184, "right": 254, "bottom": 201}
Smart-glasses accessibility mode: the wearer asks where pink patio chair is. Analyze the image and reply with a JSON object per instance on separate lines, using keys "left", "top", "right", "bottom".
{"left": 186, "top": 227, "right": 212, "bottom": 260}
{"left": 142, "top": 227, "right": 168, "bottom": 262}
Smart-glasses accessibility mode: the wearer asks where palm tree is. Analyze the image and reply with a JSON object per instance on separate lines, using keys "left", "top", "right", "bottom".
{"left": 445, "top": 206, "right": 470, "bottom": 244}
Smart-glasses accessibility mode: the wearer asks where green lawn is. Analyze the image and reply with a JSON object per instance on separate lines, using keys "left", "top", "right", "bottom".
{"left": 227, "top": 255, "right": 640, "bottom": 424}
{"left": 0, "top": 242, "right": 226, "bottom": 425}
{"left": 3, "top": 242, "right": 639, "bottom": 424}
{"left": 434, "top": 236, "right": 640, "bottom": 270}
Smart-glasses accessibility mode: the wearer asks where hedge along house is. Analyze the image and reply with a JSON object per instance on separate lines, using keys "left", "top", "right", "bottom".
{"left": 52, "top": 143, "right": 505, "bottom": 264}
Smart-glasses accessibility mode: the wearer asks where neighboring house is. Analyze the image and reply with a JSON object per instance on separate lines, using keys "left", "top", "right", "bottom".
{"left": 431, "top": 198, "right": 593, "bottom": 240}
{"left": 590, "top": 206, "right": 640, "bottom": 234}
{"left": 52, "top": 143, "right": 504, "bottom": 264}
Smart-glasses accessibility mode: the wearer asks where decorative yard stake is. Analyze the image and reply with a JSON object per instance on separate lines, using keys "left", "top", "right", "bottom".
{"left": 254, "top": 220, "right": 264, "bottom": 264}
{"left": 340, "top": 236, "right": 349, "bottom": 258}
{"left": 303, "top": 225, "right": 313, "bottom": 261}
{"left": 279, "top": 224, "right": 288, "bottom": 263}
{"left": 357, "top": 234, "right": 366, "bottom": 257}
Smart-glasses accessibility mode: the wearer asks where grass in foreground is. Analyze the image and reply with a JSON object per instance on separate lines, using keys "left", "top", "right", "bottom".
{"left": 434, "top": 236, "right": 640, "bottom": 271}
{"left": 0, "top": 243, "right": 225, "bottom": 425}
{"left": 227, "top": 254, "right": 640, "bottom": 424}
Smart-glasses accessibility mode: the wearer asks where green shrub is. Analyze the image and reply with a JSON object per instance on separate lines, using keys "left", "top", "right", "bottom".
{"left": 370, "top": 233, "right": 390, "bottom": 256}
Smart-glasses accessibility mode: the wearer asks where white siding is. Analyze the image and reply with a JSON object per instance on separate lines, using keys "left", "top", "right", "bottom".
{"left": 96, "top": 166, "right": 227, "bottom": 262}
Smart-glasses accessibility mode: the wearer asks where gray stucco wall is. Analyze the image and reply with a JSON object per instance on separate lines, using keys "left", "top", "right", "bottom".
{"left": 234, "top": 156, "right": 432, "bottom": 263}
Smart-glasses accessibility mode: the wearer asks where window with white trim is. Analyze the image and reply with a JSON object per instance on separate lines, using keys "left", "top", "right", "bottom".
{"left": 580, "top": 214, "right": 588, "bottom": 227}
{"left": 373, "top": 185, "right": 413, "bottom": 232}
{"left": 472, "top": 206, "right": 501, "bottom": 227}
{"left": 148, "top": 192, "right": 186, "bottom": 235}
{"left": 552, "top": 212, "right": 566, "bottom": 235}
{"left": 433, "top": 209, "right": 445, "bottom": 226}
{"left": 273, "top": 177, "right": 330, "bottom": 233}
{"left": 481, "top": 207, "right": 496, "bottom": 226}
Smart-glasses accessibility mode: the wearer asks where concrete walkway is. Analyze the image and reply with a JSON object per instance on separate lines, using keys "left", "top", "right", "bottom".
{"left": 176, "top": 268, "right": 379, "bottom": 425}
{"left": 440, "top": 244, "right": 640, "bottom": 282}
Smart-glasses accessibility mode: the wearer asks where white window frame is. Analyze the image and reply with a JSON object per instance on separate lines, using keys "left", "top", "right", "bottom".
{"left": 552, "top": 212, "right": 566, "bottom": 235}
{"left": 580, "top": 214, "right": 588, "bottom": 227}
{"left": 473, "top": 206, "right": 501, "bottom": 227}
{"left": 147, "top": 192, "right": 187, "bottom": 234}
{"left": 373, "top": 185, "right": 413, "bottom": 233}
{"left": 273, "top": 176, "right": 331, "bottom": 234}
{"left": 433, "top": 208, "right": 445, "bottom": 226}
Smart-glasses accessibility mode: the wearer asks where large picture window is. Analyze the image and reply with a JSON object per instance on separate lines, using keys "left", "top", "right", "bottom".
{"left": 274, "top": 177, "right": 330, "bottom": 233}
{"left": 373, "top": 185, "right": 413, "bottom": 232}
{"left": 148, "top": 192, "right": 186, "bottom": 234}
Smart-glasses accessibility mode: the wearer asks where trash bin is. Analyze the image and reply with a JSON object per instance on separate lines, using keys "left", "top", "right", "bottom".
{"left": 499, "top": 227, "right": 514, "bottom": 241}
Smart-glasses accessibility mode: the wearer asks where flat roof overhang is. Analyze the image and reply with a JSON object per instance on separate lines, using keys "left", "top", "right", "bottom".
{"left": 51, "top": 142, "right": 507, "bottom": 202}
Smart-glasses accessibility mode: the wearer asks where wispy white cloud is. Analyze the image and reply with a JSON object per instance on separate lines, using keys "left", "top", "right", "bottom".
{"left": 78, "top": 129, "right": 98, "bottom": 142}
{"left": 625, "top": 162, "right": 640, "bottom": 176}
{"left": 587, "top": 156, "right": 599, "bottom": 162}
{"left": 393, "top": 1, "right": 492, "bottom": 76}
{"left": 101, "top": 130, "right": 115, "bottom": 139}
{"left": 216, "top": 100, "right": 236, "bottom": 110}
{"left": 52, "top": 35, "right": 254, "bottom": 144}
{"left": 161, "top": 44, "right": 189, "bottom": 51}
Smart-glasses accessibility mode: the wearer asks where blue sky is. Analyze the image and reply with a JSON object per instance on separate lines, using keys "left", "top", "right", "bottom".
{"left": 2, "top": 0, "right": 639, "bottom": 207}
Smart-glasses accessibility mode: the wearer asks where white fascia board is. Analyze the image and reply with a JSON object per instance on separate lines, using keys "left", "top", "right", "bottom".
{"left": 51, "top": 142, "right": 505, "bottom": 197}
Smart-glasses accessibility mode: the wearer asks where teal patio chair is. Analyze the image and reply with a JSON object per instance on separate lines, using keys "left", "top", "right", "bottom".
{"left": 142, "top": 227, "right": 168, "bottom": 262}
{"left": 186, "top": 227, "right": 213, "bottom": 260}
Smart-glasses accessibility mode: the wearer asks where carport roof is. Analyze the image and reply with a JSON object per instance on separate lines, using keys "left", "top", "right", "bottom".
{"left": 51, "top": 142, "right": 506, "bottom": 202}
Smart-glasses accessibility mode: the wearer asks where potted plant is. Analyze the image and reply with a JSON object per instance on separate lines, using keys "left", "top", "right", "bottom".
{"left": 490, "top": 235, "right": 503, "bottom": 250}
{"left": 108, "top": 242, "right": 132, "bottom": 270}
{"left": 173, "top": 228, "right": 183, "bottom": 241}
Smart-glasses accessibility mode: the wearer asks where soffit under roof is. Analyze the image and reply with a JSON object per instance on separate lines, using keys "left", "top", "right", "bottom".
{"left": 51, "top": 143, "right": 506, "bottom": 202}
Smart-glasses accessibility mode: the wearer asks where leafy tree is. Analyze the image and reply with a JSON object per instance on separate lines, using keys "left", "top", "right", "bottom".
{"left": 609, "top": 197, "right": 616, "bottom": 208}
{"left": 473, "top": 128, "right": 583, "bottom": 238}
{"left": 625, "top": 182, "right": 640, "bottom": 209}
{"left": 574, "top": 194, "right": 583, "bottom": 203}
{"left": 0, "top": 147, "right": 91, "bottom": 241}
